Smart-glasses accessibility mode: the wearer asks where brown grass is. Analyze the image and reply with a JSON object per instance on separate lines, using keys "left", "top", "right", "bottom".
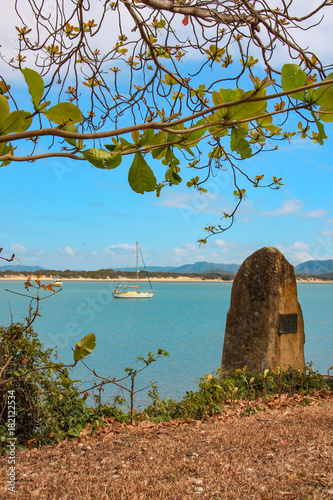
{"left": 1, "top": 393, "right": 333, "bottom": 500}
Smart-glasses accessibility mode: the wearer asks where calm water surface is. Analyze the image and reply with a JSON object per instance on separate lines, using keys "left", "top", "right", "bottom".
{"left": 0, "top": 281, "right": 332, "bottom": 407}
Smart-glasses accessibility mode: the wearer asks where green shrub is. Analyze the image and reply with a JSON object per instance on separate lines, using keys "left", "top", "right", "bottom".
{"left": 144, "top": 365, "right": 333, "bottom": 422}
{"left": 0, "top": 322, "right": 102, "bottom": 451}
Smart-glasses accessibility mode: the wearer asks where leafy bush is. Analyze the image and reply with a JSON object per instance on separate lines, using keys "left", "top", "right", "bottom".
{"left": 144, "top": 365, "right": 333, "bottom": 422}
{"left": 0, "top": 322, "right": 102, "bottom": 451}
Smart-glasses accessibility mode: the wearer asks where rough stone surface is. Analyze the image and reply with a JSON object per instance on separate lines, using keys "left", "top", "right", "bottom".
{"left": 221, "top": 246, "right": 305, "bottom": 373}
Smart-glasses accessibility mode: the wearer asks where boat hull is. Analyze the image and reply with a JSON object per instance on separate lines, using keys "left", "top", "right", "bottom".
{"left": 113, "top": 291, "right": 153, "bottom": 299}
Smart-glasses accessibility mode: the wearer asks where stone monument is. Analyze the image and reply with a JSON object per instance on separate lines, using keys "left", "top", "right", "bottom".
{"left": 221, "top": 246, "right": 305, "bottom": 373}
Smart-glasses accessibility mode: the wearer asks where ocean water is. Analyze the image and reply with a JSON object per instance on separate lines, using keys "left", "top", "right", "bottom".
{"left": 0, "top": 280, "right": 332, "bottom": 408}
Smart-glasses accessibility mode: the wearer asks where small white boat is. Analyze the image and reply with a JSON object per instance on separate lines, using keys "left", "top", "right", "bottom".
{"left": 113, "top": 242, "right": 153, "bottom": 299}
{"left": 53, "top": 275, "right": 62, "bottom": 287}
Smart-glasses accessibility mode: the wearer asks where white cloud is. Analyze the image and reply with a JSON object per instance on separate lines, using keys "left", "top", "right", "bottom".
{"left": 106, "top": 243, "right": 135, "bottom": 252}
{"left": 59, "top": 246, "right": 76, "bottom": 257}
{"left": 10, "top": 243, "right": 28, "bottom": 254}
{"left": 277, "top": 242, "right": 314, "bottom": 265}
{"left": 261, "top": 199, "right": 327, "bottom": 219}
{"left": 303, "top": 209, "right": 328, "bottom": 218}
{"left": 168, "top": 240, "right": 259, "bottom": 265}
{"left": 172, "top": 244, "right": 201, "bottom": 261}
{"left": 261, "top": 199, "right": 304, "bottom": 216}
{"left": 215, "top": 239, "right": 238, "bottom": 249}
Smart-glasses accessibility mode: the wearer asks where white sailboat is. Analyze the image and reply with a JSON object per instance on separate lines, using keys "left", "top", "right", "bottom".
{"left": 113, "top": 242, "right": 154, "bottom": 299}
{"left": 52, "top": 274, "right": 62, "bottom": 287}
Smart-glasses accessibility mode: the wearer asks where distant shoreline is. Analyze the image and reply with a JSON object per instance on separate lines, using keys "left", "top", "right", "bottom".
{"left": 0, "top": 275, "right": 232, "bottom": 283}
{"left": 0, "top": 275, "right": 332, "bottom": 284}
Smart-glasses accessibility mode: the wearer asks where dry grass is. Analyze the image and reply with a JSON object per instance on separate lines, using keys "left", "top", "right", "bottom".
{"left": 1, "top": 392, "right": 333, "bottom": 500}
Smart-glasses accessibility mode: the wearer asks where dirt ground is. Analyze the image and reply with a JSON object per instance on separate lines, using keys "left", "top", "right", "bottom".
{"left": 1, "top": 392, "right": 333, "bottom": 500}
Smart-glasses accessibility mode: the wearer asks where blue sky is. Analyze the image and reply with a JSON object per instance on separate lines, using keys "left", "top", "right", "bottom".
{"left": 1, "top": 2, "right": 333, "bottom": 270}
{"left": 1, "top": 125, "right": 332, "bottom": 270}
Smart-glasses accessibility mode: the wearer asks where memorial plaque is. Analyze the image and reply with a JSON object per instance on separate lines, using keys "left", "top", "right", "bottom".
{"left": 279, "top": 313, "right": 298, "bottom": 334}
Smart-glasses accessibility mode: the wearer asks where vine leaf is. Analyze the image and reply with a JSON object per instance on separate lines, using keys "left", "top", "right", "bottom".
{"left": 128, "top": 152, "right": 157, "bottom": 193}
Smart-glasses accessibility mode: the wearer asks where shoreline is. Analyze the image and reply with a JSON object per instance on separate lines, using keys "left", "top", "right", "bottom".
{"left": 0, "top": 275, "right": 332, "bottom": 283}
{"left": 0, "top": 275, "right": 232, "bottom": 283}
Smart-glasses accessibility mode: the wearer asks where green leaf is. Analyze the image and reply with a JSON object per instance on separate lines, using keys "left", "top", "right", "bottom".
{"left": 174, "top": 143, "right": 195, "bottom": 156}
{"left": 219, "top": 88, "right": 244, "bottom": 103}
{"left": 73, "top": 333, "right": 96, "bottom": 362}
{"left": 0, "top": 144, "right": 13, "bottom": 166}
{"left": 314, "top": 74, "right": 333, "bottom": 122}
{"left": 22, "top": 68, "right": 44, "bottom": 109}
{"left": 208, "top": 121, "right": 229, "bottom": 137}
{"left": 212, "top": 90, "right": 224, "bottom": 106}
{"left": 317, "top": 107, "right": 333, "bottom": 122}
{"left": 105, "top": 150, "right": 122, "bottom": 169}
{"left": 151, "top": 146, "right": 168, "bottom": 160}
{"left": 145, "top": 130, "right": 167, "bottom": 149}
{"left": 62, "top": 123, "right": 78, "bottom": 147}
{"left": 229, "top": 90, "right": 267, "bottom": 121}
{"left": 313, "top": 73, "right": 333, "bottom": 107}
{"left": 131, "top": 130, "right": 140, "bottom": 145}
{"left": 81, "top": 148, "right": 122, "bottom": 169}
{"left": 161, "top": 73, "right": 179, "bottom": 85}
{"left": 43, "top": 102, "right": 83, "bottom": 124}
{"left": 311, "top": 110, "right": 327, "bottom": 144}
{"left": 68, "top": 429, "right": 81, "bottom": 438}
{"left": 139, "top": 128, "right": 155, "bottom": 147}
{"left": 0, "top": 95, "right": 10, "bottom": 126}
{"left": 230, "top": 127, "right": 252, "bottom": 158}
{"left": 281, "top": 64, "right": 307, "bottom": 101}
{"left": 104, "top": 143, "right": 117, "bottom": 152}
{"left": 1, "top": 110, "right": 32, "bottom": 134}
{"left": 128, "top": 152, "right": 157, "bottom": 194}
{"left": 181, "top": 119, "right": 207, "bottom": 147}
{"left": 257, "top": 115, "right": 281, "bottom": 135}
{"left": 165, "top": 167, "right": 182, "bottom": 185}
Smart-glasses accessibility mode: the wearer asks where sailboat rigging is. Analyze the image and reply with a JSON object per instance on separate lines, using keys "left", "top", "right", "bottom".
{"left": 113, "top": 242, "right": 154, "bottom": 299}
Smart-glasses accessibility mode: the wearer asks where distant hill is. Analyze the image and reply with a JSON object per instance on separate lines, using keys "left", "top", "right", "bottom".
{"left": 3, "top": 259, "right": 333, "bottom": 277}
{"left": 0, "top": 265, "right": 46, "bottom": 272}
{"left": 295, "top": 259, "right": 333, "bottom": 275}
{"left": 172, "top": 261, "right": 240, "bottom": 274}
{"left": 116, "top": 261, "right": 240, "bottom": 274}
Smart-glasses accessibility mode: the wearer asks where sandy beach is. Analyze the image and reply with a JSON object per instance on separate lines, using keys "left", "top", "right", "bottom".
{"left": 0, "top": 274, "right": 232, "bottom": 283}
{"left": 0, "top": 274, "right": 332, "bottom": 283}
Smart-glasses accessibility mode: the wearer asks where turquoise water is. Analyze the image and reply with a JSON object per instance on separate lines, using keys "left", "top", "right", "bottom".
{"left": 0, "top": 281, "right": 332, "bottom": 408}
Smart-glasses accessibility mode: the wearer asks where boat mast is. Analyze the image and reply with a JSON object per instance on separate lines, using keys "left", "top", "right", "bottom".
{"left": 136, "top": 241, "right": 139, "bottom": 293}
